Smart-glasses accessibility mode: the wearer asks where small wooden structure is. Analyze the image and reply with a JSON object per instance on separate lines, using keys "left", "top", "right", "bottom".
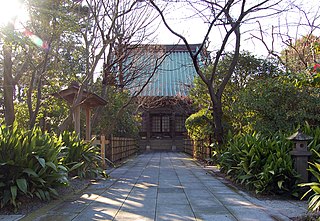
{"left": 53, "top": 83, "right": 107, "bottom": 140}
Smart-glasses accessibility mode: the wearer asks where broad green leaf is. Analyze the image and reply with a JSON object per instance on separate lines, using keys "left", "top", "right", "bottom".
{"left": 44, "top": 191, "right": 50, "bottom": 201}
{"left": 33, "top": 177, "right": 46, "bottom": 185}
{"left": 37, "top": 189, "right": 46, "bottom": 200}
{"left": 45, "top": 162, "right": 57, "bottom": 171}
{"left": 239, "top": 174, "right": 253, "bottom": 180}
{"left": 35, "top": 191, "right": 41, "bottom": 200}
{"left": 3, "top": 190, "right": 11, "bottom": 205}
{"left": 299, "top": 182, "right": 320, "bottom": 187}
{"left": 69, "top": 162, "right": 84, "bottom": 171}
{"left": 83, "top": 155, "right": 91, "bottom": 162}
{"left": 10, "top": 186, "right": 17, "bottom": 201}
{"left": 35, "top": 156, "right": 46, "bottom": 168}
{"left": 58, "top": 176, "right": 69, "bottom": 185}
{"left": 48, "top": 187, "right": 58, "bottom": 197}
{"left": 57, "top": 165, "right": 68, "bottom": 172}
{"left": 309, "top": 195, "right": 320, "bottom": 211}
{"left": 23, "top": 168, "right": 39, "bottom": 177}
{"left": 16, "top": 179, "right": 28, "bottom": 194}
{"left": 311, "top": 185, "right": 320, "bottom": 194}
{"left": 277, "top": 180, "right": 284, "bottom": 189}
{"left": 312, "top": 199, "right": 320, "bottom": 212}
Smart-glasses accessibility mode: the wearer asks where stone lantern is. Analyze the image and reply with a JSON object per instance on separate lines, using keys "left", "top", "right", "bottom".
{"left": 287, "top": 130, "right": 313, "bottom": 183}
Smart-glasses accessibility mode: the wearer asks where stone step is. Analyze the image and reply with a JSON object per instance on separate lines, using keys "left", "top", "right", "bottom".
{"left": 150, "top": 139, "right": 173, "bottom": 150}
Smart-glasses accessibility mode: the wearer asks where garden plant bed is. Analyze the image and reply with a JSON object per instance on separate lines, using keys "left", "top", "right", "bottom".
{"left": 0, "top": 178, "right": 91, "bottom": 216}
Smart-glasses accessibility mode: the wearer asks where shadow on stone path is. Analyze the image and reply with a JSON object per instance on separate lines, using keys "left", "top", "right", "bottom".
{"left": 14, "top": 152, "right": 307, "bottom": 221}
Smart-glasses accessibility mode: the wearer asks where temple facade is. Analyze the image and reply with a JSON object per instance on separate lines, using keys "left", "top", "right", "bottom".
{"left": 137, "top": 44, "right": 201, "bottom": 151}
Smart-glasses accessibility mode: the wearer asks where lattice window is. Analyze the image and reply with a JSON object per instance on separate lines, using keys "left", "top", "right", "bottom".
{"left": 162, "top": 115, "right": 170, "bottom": 132}
{"left": 175, "top": 115, "right": 186, "bottom": 132}
{"left": 151, "top": 115, "right": 170, "bottom": 133}
{"left": 151, "top": 115, "right": 161, "bottom": 132}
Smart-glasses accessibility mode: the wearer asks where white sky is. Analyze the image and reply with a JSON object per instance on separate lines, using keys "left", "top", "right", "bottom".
{"left": 0, "top": 0, "right": 29, "bottom": 29}
{"left": 2, "top": 0, "right": 320, "bottom": 80}
{"left": 152, "top": 0, "right": 320, "bottom": 58}
{"left": 2, "top": 0, "right": 319, "bottom": 59}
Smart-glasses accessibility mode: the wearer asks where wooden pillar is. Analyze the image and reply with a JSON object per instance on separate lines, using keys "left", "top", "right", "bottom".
{"left": 146, "top": 111, "right": 151, "bottom": 150}
{"left": 146, "top": 111, "right": 151, "bottom": 140}
{"left": 171, "top": 112, "right": 176, "bottom": 151}
{"left": 171, "top": 112, "right": 176, "bottom": 139}
{"left": 101, "top": 135, "right": 106, "bottom": 168}
{"left": 74, "top": 105, "right": 81, "bottom": 137}
{"left": 85, "top": 107, "right": 91, "bottom": 141}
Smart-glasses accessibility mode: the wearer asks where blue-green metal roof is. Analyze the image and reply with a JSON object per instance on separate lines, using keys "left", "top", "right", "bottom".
{"left": 139, "top": 44, "right": 200, "bottom": 97}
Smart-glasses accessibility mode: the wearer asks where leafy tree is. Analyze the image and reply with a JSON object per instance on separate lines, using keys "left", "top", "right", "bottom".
{"left": 189, "top": 51, "right": 282, "bottom": 136}
{"left": 253, "top": 1, "right": 320, "bottom": 87}
{"left": 281, "top": 35, "right": 320, "bottom": 74}
{"left": 235, "top": 76, "right": 320, "bottom": 134}
{"left": 0, "top": 0, "right": 162, "bottom": 136}
{"left": 91, "top": 82, "right": 140, "bottom": 137}
{"left": 279, "top": 35, "right": 320, "bottom": 88}
{"left": 0, "top": 0, "right": 85, "bottom": 129}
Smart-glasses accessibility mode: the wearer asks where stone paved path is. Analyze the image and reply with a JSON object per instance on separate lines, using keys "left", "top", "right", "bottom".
{"left": 17, "top": 152, "right": 306, "bottom": 221}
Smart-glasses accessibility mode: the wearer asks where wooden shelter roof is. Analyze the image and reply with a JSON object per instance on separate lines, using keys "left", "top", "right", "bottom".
{"left": 53, "top": 84, "right": 107, "bottom": 107}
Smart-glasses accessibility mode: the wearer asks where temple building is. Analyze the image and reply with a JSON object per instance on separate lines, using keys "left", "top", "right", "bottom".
{"left": 137, "top": 44, "right": 201, "bottom": 151}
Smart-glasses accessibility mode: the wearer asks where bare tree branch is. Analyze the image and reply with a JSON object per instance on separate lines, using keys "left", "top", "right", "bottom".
{"left": 147, "top": 0, "right": 284, "bottom": 144}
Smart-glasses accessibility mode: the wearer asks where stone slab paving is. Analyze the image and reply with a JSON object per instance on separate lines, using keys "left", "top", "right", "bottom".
{"left": 16, "top": 152, "right": 307, "bottom": 221}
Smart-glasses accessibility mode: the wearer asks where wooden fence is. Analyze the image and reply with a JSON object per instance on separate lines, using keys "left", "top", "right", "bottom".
{"left": 184, "top": 139, "right": 194, "bottom": 157}
{"left": 184, "top": 138, "right": 211, "bottom": 161}
{"left": 91, "top": 135, "right": 138, "bottom": 167}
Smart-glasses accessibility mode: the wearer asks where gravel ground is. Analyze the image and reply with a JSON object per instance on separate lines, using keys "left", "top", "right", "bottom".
{"left": 292, "top": 213, "right": 320, "bottom": 221}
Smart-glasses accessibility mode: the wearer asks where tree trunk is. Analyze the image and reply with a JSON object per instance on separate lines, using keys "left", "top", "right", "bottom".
{"left": 212, "top": 101, "right": 224, "bottom": 146}
{"left": 29, "top": 76, "right": 42, "bottom": 129}
{"left": 3, "top": 39, "right": 15, "bottom": 126}
{"left": 207, "top": 85, "right": 224, "bottom": 146}
{"left": 29, "top": 49, "right": 49, "bottom": 129}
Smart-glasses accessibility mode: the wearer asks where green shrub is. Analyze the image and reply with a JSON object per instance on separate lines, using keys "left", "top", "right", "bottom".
{"left": 220, "top": 131, "right": 299, "bottom": 194}
{"left": 233, "top": 77, "right": 320, "bottom": 135}
{"left": 0, "top": 123, "right": 109, "bottom": 211}
{"left": 299, "top": 125, "right": 320, "bottom": 212}
{"left": 0, "top": 124, "right": 68, "bottom": 211}
{"left": 60, "top": 131, "right": 107, "bottom": 179}
{"left": 185, "top": 108, "right": 213, "bottom": 140}
{"left": 299, "top": 150, "right": 320, "bottom": 212}
{"left": 302, "top": 123, "right": 320, "bottom": 159}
